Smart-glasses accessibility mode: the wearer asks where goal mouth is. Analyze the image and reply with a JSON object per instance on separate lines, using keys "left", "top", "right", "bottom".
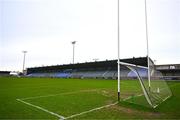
{"left": 119, "top": 62, "right": 172, "bottom": 108}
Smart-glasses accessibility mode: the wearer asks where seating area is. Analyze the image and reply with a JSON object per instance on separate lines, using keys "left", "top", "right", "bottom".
{"left": 0, "top": 71, "right": 10, "bottom": 76}
{"left": 27, "top": 71, "right": 114, "bottom": 79}
{"left": 27, "top": 72, "right": 71, "bottom": 78}
{"left": 27, "top": 68, "right": 146, "bottom": 79}
{"left": 26, "top": 57, "right": 150, "bottom": 79}
{"left": 128, "top": 68, "right": 148, "bottom": 78}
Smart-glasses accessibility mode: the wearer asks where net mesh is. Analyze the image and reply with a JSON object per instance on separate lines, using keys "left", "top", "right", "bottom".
{"left": 120, "top": 60, "right": 172, "bottom": 108}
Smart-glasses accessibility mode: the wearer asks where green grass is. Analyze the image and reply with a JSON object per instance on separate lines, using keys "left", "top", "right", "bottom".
{"left": 0, "top": 76, "right": 180, "bottom": 119}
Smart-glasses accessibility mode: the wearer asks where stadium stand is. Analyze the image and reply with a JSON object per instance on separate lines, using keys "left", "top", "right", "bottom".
{"left": 26, "top": 57, "right": 150, "bottom": 79}
{"left": 0, "top": 71, "right": 10, "bottom": 76}
{"left": 128, "top": 68, "right": 148, "bottom": 78}
{"left": 156, "top": 64, "right": 180, "bottom": 80}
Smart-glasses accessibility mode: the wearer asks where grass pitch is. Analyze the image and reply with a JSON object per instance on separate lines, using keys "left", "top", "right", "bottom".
{"left": 0, "top": 76, "right": 180, "bottom": 119}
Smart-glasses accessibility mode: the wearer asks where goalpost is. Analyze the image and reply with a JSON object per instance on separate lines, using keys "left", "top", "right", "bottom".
{"left": 117, "top": 0, "right": 120, "bottom": 102}
{"left": 117, "top": 0, "right": 172, "bottom": 108}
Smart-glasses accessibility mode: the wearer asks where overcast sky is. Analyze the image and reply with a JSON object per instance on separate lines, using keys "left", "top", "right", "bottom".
{"left": 0, "top": 0, "right": 180, "bottom": 71}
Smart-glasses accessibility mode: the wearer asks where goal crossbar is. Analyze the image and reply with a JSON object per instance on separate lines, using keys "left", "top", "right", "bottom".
{"left": 119, "top": 61, "right": 148, "bottom": 69}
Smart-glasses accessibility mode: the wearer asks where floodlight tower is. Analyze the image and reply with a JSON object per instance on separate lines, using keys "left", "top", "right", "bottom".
{"left": 71, "top": 41, "right": 76, "bottom": 64}
{"left": 22, "top": 51, "right": 27, "bottom": 74}
{"left": 93, "top": 58, "right": 99, "bottom": 62}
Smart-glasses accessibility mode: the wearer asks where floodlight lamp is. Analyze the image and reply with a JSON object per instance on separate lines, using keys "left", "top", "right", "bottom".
{"left": 22, "top": 51, "right": 27, "bottom": 53}
{"left": 93, "top": 59, "right": 99, "bottom": 62}
{"left": 72, "top": 41, "right": 76, "bottom": 44}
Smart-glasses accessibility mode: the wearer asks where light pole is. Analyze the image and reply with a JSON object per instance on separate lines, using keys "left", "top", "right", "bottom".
{"left": 71, "top": 41, "right": 76, "bottom": 64}
{"left": 93, "top": 58, "right": 99, "bottom": 62}
{"left": 22, "top": 51, "right": 27, "bottom": 74}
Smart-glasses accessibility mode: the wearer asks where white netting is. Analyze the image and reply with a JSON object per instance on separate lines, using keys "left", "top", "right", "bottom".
{"left": 120, "top": 61, "right": 172, "bottom": 108}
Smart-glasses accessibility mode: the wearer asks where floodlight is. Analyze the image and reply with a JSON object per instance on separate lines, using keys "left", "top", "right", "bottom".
{"left": 22, "top": 51, "right": 27, "bottom": 74}
{"left": 71, "top": 41, "right": 77, "bottom": 64}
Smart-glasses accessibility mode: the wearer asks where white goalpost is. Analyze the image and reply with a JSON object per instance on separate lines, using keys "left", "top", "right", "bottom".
{"left": 117, "top": 0, "right": 172, "bottom": 108}
{"left": 117, "top": 0, "right": 120, "bottom": 101}
{"left": 144, "top": 0, "right": 151, "bottom": 92}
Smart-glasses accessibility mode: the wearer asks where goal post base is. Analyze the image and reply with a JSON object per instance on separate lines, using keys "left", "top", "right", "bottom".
{"left": 118, "top": 92, "right": 120, "bottom": 101}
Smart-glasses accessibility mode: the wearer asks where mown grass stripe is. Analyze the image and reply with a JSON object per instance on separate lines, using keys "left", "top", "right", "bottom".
{"left": 65, "top": 102, "right": 118, "bottom": 119}
{"left": 16, "top": 99, "right": 65, "bottom": 119}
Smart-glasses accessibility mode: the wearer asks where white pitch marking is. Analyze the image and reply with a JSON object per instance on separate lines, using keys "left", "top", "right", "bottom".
{"left": 17, "top": 89, "right": 118, "bottom": 119}
{"left": 20, "top": 89, "right": 98, "bottom": 100}
{"left": 16, "top": 99, "right": 66, "bottom": 120}
{"left": 122, "top": 94, "right": 143, "bottom": 101}
{"left": 65, "top": 102, "right": 118, "bottom": 119}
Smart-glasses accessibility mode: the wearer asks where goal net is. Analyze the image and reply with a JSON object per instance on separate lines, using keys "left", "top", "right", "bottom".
{"left": 120, "top": 59, "right": 172, "bottom": 108}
